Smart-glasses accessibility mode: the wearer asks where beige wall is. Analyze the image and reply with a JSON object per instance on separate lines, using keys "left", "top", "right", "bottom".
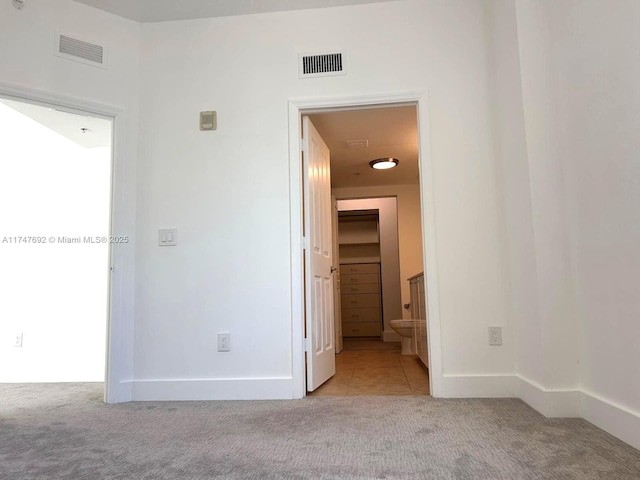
{"left": 332, "top": 184, "right": 423, "bottom": 320}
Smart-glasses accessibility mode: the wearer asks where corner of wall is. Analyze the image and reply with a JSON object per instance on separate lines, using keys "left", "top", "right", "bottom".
{"left": 105, "top": 380, "right": 134, "bottom": 404}
{"left": 436, "top": 372, "right": 640, "bottom": 450}
{"left": 516, "top": 376, "right": 640, "bottom": 450}
{"left": 515, "top": 375, "right": 581, "bottom": 418}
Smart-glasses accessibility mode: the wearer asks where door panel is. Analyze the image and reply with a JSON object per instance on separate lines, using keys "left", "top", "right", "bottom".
{"left": 303, "top": 116, "right": 335, "bottom": 391}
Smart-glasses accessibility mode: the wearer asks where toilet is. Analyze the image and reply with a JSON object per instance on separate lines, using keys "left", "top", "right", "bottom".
{"left": 389, "top": 319, "right": 416, "bottom": 355}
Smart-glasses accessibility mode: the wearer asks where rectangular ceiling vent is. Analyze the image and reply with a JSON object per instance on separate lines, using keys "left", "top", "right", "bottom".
{"left": 299, "top": 51, "right": 346, "bottom": 78}
{"left": 346, "top": 139, "right": 369, "bottom": 149}
{"left": 54, "top": 32, "right": 106, "bottom": 69}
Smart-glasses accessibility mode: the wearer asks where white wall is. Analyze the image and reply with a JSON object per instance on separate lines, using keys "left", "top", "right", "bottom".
{"left": 0, "top": 0, "right": 140, "bottom": 402}
{"left": 135, "top": 0, "right": 514, "bottom": 399}
{"left": 515, "top": 0, "right": 582, "bottom": 393}
{"left": 544, "top": 0, "right": 640, "bottom": 447}
{"left": 487, "top": 0, "right": 640, "bottom": 448}
{"left": 4, "top": 0, "right": 637, "bottom": 450}
{"left": 485, "top": 0, "right": 544, "bottom": 390}
{"left": 332, "top": 184, "right": 424, "bottom": 322}
{"left": 487, "top": 0, "right": 581, "bottom": 405}
{"left": 0, "top": 103, "right": 110, "bottom": 382}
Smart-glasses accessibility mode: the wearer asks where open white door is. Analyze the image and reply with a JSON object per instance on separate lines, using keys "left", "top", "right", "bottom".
{"left": 332, "top": 195, "right": 343, "bottom": 354}
{"left": 303, "top": 116, "right": 336, "bottom": 391}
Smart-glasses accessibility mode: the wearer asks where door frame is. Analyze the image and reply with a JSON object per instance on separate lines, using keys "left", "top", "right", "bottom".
{"left": 0, "top": 82, "right": 134, "bottom": 404}
{"left": 288, "top": 92, "right": 443, "bottom": 398}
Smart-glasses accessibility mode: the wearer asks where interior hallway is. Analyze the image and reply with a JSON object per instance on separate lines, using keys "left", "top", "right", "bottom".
{"left": 310, "top": 337, "right": 430, "bottom": 396}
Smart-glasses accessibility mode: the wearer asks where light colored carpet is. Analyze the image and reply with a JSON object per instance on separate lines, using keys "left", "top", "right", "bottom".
{"left": 1, "top": 383, "right": 639, "bottom": 479}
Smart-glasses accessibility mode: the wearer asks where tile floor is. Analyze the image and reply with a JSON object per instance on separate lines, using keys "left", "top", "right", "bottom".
{"left": 309, "top": 337, "right": 430, "bottom": 396}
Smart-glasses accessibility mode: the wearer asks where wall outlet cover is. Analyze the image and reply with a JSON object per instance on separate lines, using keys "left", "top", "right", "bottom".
{"left": 218, "top": 332, "right": 230, "bottom": 352}
{"left": 488, "top": 326, "right": 502, "bottom": 346}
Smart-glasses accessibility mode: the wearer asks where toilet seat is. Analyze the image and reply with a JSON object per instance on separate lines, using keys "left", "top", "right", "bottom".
{"left": 390, "top": 319, "right": 416, "bottom": 355}
{"left": 390, "top": 319, "right": 415, "bottom": 329}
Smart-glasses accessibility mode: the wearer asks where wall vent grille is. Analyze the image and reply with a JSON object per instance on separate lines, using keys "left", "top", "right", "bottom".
{"left": 55, "top": 32, "right": 106, "bottom": 69}
{"left": 299, "top": 52, "right": 346, "bottom": 78}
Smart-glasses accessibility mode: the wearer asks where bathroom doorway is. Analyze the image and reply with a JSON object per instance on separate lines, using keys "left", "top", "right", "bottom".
{"left": 304, "top": 105, "right": 430, "bottom": 396}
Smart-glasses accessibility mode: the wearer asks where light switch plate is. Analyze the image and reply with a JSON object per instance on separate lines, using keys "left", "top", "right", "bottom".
{"left": 158, "top": 228, "right": 177, "bottom": 246}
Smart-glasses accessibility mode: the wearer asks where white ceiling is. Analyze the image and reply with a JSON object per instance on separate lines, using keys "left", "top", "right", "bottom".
{"left": 73, "top": 0, "right": 396, "bottom": 22}
{"left": 0, "top": 98, "right": 112, "bottom": 149}
{"left": 309, "top": 105, "right": 419, "bottom": 189}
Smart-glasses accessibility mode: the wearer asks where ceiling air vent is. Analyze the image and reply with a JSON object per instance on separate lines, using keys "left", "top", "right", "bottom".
{"left": 299, "top": 51, "right": 346, "bottom": 78}
{"left": 54, "top": 32, "right": 106, "bottom": 69}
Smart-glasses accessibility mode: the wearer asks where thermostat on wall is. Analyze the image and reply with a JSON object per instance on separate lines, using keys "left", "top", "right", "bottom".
{"left": 200, "top": 111, "right": 217, "bottom": 131}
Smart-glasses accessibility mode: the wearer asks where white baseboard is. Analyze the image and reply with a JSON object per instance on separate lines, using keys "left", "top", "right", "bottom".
{"left": 382, "top": 330, "right": 401, "bottom": 342}
{"left": 131, "top": 377, "right": 294, "bottom": 401}
{"left": 516, "top": 375, "right": 640, "bottom": 449}
{"left": 516, "top": 375, "right": 581, "bottom": 418}
{"left": 439, "top": 373, "right": 517, "bottom": 398}
{"left": 129, "top": 373, "right": 640, "bottom": 450}
{"left": 105, "top": 380, "right": 133, "bottom": 404}
{"left": 437, "top": 373, "right": 639, "bottom": 449}
{"left": 580, "top": 389, "right": 640, "bottom": 450}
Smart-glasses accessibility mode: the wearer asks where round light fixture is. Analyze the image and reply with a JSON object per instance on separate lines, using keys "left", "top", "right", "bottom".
{"left": 369, "top": 157, "right": 399, "bottom": 170}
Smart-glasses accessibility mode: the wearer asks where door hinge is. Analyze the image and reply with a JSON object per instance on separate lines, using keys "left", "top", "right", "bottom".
{"left": 302, "top": 236, "right": 309, "bottom": 250}
{"left": 304, "top": 338, "right": 310, "bottom": 352}
{"left": 300, "top": 139, "right": 307, "bottom": 151}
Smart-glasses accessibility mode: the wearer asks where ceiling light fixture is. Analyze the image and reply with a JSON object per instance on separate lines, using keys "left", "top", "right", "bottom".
{"left": 369, "top": 158, "right": 399, "bottom": 170}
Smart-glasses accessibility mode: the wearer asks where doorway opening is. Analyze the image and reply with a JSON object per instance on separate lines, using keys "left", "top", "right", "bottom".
{"left": 291, "top": 96, "right": 438, "bottom": 398}
{"left": 0, "top": 96, "right": 113, "bottom": 390}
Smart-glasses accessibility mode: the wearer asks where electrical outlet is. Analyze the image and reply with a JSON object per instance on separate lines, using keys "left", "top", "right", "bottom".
{"left": 14, "top": 333, "right": 23, "bottom": 347}
{"left": 488, "top": 326, "right": 502, "bottom": 346}
{"left": 218, "top": 333, "right": 230, "bottom": 352}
